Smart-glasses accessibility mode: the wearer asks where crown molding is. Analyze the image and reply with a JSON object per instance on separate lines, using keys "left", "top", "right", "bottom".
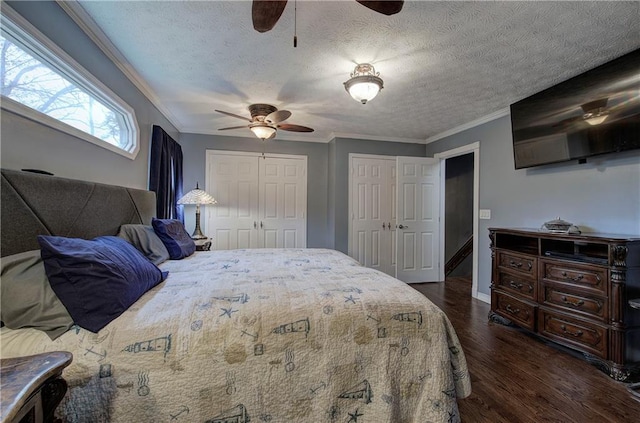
{"left": 56, "top": 0, "right": 184, "bottom": 131}
{"left": 330, "top": 132, "right": 425, "bottom": 144}
{"left": 424, "top": 107, "right": 510, "bottom": 144}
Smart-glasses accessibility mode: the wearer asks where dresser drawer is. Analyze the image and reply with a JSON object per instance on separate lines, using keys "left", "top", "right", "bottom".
{"left": 540, "top": 282, "right": 608, "bottom": 322}
{"left": 538, "top": 309, "right": 608, "bottom": 359}
{"left": 496, "top": 270, "right": 537, "bottom": 301}
{"left": 540, "top": 260, "right": 607, "bottom": 294}
{"left": 497, "top": 251, "right": 536, "bottom": 278}
{"left": 493, "top": 291, "right": 536, "bottom": 331}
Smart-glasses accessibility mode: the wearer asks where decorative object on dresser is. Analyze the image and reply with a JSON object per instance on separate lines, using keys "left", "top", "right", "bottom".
{"left": 488, "top": 227, "right": 640, "bottom": 382}
{"left": 177, "top": 182, "right": 217, "bottom": 240}
{"left": 0, "top": 351, "right": 72, "bottom": 423}
{"left": 541, "top": 217, "right": 581, "bottom": 234}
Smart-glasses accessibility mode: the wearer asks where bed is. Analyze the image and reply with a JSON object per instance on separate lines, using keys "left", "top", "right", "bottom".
{"left": 0, "top": 169, "right": 471, "bottom": 423}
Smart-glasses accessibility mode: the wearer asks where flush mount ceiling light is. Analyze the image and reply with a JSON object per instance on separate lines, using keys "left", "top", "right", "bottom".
{"left": 344, "top": 63, "right": 384, "bottom": 104}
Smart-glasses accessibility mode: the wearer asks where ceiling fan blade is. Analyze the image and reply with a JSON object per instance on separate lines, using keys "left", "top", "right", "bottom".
{"left": 218, "top": 126, "right": 248, "bottom": 131}
{"left": 252, "top": 0, "right": 288, "bottom": 33}
{"left": 265, "top": 110, "right": 291, "bottom": 124}
{"left": 215, "top": 109, "right": 252, "bottom": 122}
{"left": 355, "top": 0, "right": 404, "bottom": 16}
{"left": 277, "top": 123, "right": 314, "bottom": 133}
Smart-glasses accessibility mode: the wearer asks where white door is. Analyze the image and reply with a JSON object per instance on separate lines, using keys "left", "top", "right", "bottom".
{"left": 396, "top": 157, "right": 441, "bottom": 282}
{"left": 207, "top": 153, "right": 260, "bottom": 249}
{"left": 259, "top": 156, "right": 307, "bottom": 248}
{"left": 349, "top": 156, "right": 396, "bottom": 276}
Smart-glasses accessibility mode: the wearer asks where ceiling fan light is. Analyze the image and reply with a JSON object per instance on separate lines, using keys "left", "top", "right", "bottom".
{"left": 584, "top": 115, "right": 608, "bottom": 126}
{"left": 344, "top": 64, "right": 384, "bottom": 104}
{"left": 250, "top": 124, "right": 277, "bottom": 140}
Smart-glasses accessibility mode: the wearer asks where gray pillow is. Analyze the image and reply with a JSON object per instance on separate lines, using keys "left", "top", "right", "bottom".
{"left": 0, "top": 250, "right": 74, "bottom": 339}
{"left": 117, "top": 224, "right": 170, "bottom": 265}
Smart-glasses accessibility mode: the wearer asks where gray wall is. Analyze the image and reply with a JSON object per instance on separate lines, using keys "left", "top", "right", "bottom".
{"left": 179, "top": 133, "right": 330, "bottom": 248}
{"left": 425, "top": 114, "right": 640, "bottom": 296}
{"left": 180, "top": 134, "right": 426, "bottom": 251}
{"left": 1, "top": 1, "right": 179, "bottom": 189}
{"left": 329, "top": 137, "right": 426, "bottom": 254}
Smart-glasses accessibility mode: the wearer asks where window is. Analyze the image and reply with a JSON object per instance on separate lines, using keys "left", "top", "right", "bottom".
{"left": 0, "top": 5, "right": 139, "bottom": 159}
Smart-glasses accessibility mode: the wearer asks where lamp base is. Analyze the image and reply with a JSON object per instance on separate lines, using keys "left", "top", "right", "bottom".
{"left": 191, "top": 232, "right": 208, "bottom": 240}
{"left": 191, "top": 207, "right": 208, "bottom": 240}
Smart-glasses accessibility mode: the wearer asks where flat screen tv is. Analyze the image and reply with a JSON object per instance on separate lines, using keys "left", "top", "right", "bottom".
{"left": 510, "top": 49, "right": 640, "bottom": 169}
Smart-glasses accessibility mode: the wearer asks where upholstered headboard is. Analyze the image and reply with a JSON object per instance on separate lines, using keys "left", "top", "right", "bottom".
{"left": 1, "top": 169, "right": 156, "bottom": 257}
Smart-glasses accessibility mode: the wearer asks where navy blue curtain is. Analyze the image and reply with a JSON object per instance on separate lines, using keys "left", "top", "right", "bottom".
{"left": 149, "top": 125, "right": 183, "bottom": 221}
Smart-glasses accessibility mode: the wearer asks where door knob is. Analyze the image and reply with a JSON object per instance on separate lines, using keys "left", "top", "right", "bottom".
{"left": 398, "top": 224, "right": 408, "bottom": 229}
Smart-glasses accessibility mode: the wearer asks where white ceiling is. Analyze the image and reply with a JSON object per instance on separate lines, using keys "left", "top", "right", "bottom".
{"left": 64, "top": 1, "right": 639, "bottom": 144}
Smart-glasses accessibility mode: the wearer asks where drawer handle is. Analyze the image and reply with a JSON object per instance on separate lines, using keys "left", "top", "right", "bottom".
{"left": 509, "top": 281, "right": 523, "bottom": 290}
{"left": 561, "top": 296, "right": 585, "bottom": 308}
{"left": 505, "top": 304, "right": 520, "bottom": 315}
{"left": 560, "top": 324, "right": 583, "bottom": 337}
{"left": 561, "top": 272, "right": 584, "bottom": 282}
{"left": 509, "top": 260, "right": 523, "bottom": 269}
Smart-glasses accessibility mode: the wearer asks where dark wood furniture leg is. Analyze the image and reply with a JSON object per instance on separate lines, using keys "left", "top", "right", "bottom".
{"left": 629, "top": 299, "right": 640, "bottom": 401}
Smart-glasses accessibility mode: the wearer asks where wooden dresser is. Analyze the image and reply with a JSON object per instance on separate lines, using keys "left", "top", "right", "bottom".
{"left": 489, "top": 228, "right": 640, "bottom": 381}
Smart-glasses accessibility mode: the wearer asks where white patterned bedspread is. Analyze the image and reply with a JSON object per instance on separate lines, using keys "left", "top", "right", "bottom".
{"left": 1, "top": 248, "right": 470, "bottom": 422}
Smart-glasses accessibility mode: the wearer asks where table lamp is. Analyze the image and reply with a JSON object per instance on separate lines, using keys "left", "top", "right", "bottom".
{"left": 177, "top": 183, "right": 217, "bottom": 239}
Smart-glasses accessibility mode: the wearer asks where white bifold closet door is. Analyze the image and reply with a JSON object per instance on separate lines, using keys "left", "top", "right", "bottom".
{"left": 349, "top": 154, "right": 440, "bottom": 283}
{"left": 205, "top": 150, "right": 307, "bottom": 250}
{"left": 349, "top": 156, "right": 397, "bottom": 276}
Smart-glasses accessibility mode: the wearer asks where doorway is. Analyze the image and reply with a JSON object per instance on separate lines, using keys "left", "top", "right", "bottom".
{"left": 434, "top": 142, "right": 484, "bottom": 302}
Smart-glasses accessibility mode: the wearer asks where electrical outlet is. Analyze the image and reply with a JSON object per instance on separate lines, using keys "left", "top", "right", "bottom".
{"left": 479, "top": 209, "right": 491, "bottom": 220}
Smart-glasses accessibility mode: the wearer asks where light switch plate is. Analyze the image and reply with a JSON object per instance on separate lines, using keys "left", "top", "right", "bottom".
{"left": 479, "top": 209, "right": 491, "bottom": 220}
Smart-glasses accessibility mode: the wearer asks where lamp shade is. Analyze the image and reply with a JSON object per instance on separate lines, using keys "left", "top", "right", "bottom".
{"left": 177, "top": 184, "right": 217, "bottom": 205}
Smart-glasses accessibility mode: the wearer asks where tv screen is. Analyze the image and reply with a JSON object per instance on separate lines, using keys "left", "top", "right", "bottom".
{"left": 510, "top": 49, "right": 640, "bottom": 169}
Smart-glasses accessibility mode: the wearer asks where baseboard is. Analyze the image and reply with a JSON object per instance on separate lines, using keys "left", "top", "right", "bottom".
{"left": 474, "top": 292, "right": 491, "bottom": 304}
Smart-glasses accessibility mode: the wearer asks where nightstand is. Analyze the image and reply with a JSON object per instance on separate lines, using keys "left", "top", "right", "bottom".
{"left": 194, "top": 238, "right": 212, "bottom": 251}
{"left": 1, "top": 351, "right": 72, "bottom": 423}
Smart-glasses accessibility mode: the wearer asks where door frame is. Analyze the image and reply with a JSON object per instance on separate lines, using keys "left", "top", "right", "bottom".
{"left": 434, "top": 142, "right": 487, "bottom": 303}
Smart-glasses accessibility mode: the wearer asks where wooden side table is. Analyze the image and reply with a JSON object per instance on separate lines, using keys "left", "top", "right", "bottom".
{"left": 1, "top": 351, "right": 72, "bottom": 423}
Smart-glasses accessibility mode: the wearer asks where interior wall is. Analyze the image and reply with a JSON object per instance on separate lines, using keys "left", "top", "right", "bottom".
{"left": 425, "top": 114, "right": 640, "bottom": 297}
{"left": 330, "top": 137, "right": 426, "bottom": 254}
{"left": 1, "top": 1, "right": 179, "bottom": 189}
{"left": 179, "top": 133, "right": 330, "bottom": 248}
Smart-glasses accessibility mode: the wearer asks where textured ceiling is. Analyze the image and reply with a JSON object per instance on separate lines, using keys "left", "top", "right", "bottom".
{"left": 67, "top": 1, "right": 640, "bottom": 143}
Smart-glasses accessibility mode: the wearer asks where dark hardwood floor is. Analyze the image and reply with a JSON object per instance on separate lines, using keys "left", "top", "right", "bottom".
{"left": 412, "top": 277, "right": 640, "bottom": 423}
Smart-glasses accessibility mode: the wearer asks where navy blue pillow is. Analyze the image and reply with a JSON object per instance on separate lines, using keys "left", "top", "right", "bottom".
{"left": 38, "top": 235, "right": 168, "bottom": 333}
{"left": 151, "top": 218, "right": 196, "bottom": 259}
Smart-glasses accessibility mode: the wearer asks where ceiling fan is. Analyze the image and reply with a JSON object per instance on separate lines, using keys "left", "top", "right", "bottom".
{"left": 252, "top": 0, "right": 404, "bottom": 33}
{"left": 216, "top": 104, "right": 314, "bottom": 140}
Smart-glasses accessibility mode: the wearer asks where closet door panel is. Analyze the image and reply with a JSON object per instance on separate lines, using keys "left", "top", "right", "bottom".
{"left": 206, "top": 153, "right": 260, "bottom": 249}
{"left": 349, "top": 156, "right": 394, "bottom": 276}
{"left": 258, "top": 156, "right": 307, "bottom": 248}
